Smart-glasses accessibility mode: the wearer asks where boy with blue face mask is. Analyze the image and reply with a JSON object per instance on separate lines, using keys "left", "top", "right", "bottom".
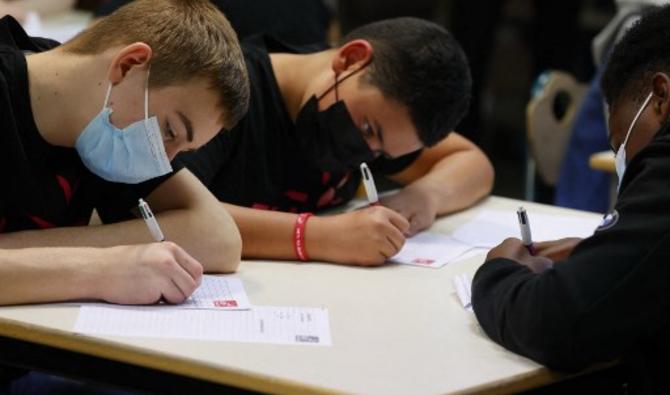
{"left": 0, "top": 0, "right": 249, "bottom": 307}
{"left": 470, "top": 5, "right": 670, "bottom": 393}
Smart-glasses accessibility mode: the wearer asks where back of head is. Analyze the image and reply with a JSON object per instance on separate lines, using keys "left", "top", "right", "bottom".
{"left": 63, "top": 0, "right": 249, "bottom": 127}
{"left": 340, "top": 17, "right": 471, "bottom": 147}
{"left": 601, "top": 5, "right": 670, "bottom": 108}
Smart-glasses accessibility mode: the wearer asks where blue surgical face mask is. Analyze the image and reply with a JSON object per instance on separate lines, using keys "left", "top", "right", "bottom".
{"left": 75, "top": 72, "right": 172, "bottom": 184}
{"left": 615, "top": 91, "right": 653, "bottom": 189}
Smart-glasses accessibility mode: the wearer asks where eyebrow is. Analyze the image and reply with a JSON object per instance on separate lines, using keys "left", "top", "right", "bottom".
{"left": 176, "top": 111, "right": 194, "bottom": 143}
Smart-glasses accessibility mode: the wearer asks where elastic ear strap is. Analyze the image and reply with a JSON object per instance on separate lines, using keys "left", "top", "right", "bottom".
{"left": 144, "top": 68, "right": 150, "bottom": 119}
{"left": 623, "top": 91, "right": 653, "bottom": 147}
{"left": 102, "top": 83, "right": 113, "bottom": 110}
{"left": 316, "top": 59, "right": 372, "bottom": 102}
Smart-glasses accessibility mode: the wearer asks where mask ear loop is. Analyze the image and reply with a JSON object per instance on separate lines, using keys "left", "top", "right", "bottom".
{"left": 621, "top": 91, "right": 653, "bottom": 150}
{"left": 144, "top": 68, "right": 151, "bottom": 124}
{"left": 102, "top": 83, "right": 113, "bottom": 111}
{"left": 316, "top": 58, "right": 372, "bottom": 102}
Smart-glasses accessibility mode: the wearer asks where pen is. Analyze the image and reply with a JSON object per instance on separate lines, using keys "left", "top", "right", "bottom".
{"left": 516, "top": 206, "right": 536, "bottom": 255}
{"left": 359, "top": 162, "right": 379, "bottom": 206}
{"left": 138, "top": 198, "right": 165, "bottom": 242}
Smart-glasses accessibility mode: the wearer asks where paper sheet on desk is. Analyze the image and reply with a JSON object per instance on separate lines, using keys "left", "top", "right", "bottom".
{"left": 179, "top": 275, "right": 250, "bottom": 310}
{"left": 78, "top": 275, "right": 250, "bottom": 311}
{"left": 74, "top": 306, "right": 332, "bottom": 346}
{"left": 390, "top": 232, "right": 474, "bottom": 268}
{"left": 451, "top": 209, "right": 601, "bottom": 249}
{"left": 453, "top": 273, "right": 473, "bottom": 312}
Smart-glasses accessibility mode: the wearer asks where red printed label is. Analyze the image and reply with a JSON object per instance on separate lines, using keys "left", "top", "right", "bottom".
{"left": 213, "top": 300, "right": 238, "bottom": 308}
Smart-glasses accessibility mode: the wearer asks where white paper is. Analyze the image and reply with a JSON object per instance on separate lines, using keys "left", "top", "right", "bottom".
{"left": 451, "top": 209, "right": 601, "bottom": 249}
{"left": 390, "top": 232, "right": 473, "bottom": 268}
{"left": 453, "top": 273, "right": 473, "bottom": 312}
{"left": 75, "top": 305, "right": 332, "bottom": 346}
{"left": 177, "top": 275, "right": 250, "bottom": 310}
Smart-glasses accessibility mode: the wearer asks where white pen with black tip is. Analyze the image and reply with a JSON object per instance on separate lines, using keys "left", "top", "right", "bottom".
{"left": 138, "top": 198, "right": 165, "bottom": 242}
{"left": 516, "top": 206, "right": 536, "bottom": 255}
{"left": 359, "top": 162, "right": 379, "bottom": 206}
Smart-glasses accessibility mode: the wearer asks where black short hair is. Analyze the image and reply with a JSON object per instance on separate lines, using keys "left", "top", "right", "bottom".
{"left": 601, "top": 5, "right": 670, "bottom": 107}
{"left": 340, "top": 17, "right": 471, "bottom": 147}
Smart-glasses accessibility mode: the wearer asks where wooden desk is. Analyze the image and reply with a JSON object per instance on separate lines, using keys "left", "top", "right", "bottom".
{"left": 0, "top": 197, "right": 602, "bottom": 395}
{"left": 589, "top": 151, "right": 615, "bottom": 173}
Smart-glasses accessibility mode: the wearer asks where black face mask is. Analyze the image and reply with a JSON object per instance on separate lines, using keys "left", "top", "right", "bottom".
{"left": 293, "top": 65, "right": 374, "bottom": 174}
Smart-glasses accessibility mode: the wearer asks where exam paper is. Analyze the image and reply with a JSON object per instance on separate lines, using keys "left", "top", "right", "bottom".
{"left": 178, "top": 275, "right": 251, "bottom": 310}
{"left": 451, "top": 209, "right": 601, "bottom": 249}
{"left": 74, "top": 306, "right": 332, "bottom": 346}
{"left": 390, "top": 232, "right": 473, "bottom": 268}
{"left": 452, "top": 273, "right": 473, "bottom": 312}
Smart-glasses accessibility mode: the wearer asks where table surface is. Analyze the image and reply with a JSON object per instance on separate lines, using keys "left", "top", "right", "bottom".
{"left": 0, "top": 196, "right": 602, "bottom": 395}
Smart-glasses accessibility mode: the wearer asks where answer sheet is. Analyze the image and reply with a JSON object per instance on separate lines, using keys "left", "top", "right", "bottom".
{"left": 170, "top": 275, "right": 250, "bottom": 310}
{"left": 452, "top": 273, "right": 473, "bottom": 312}
{"left": 74, "top": 305, "right": 332, "bottom": 346}
{"left": 390, "top": 232, "right": 473, "bottom": 268}
{"left": 451, "top": 209, "right": 601, "bottom": 249}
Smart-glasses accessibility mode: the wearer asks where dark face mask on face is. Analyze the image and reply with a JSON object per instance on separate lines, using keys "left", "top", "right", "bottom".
{"left": 293, "top": 64, "right": 375, "bottom": 174}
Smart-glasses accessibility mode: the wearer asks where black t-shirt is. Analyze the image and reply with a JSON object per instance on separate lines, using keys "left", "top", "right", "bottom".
{"left": 177, "top": 36, "right": 421, "bottom": 213}
{"left": 0, "top": 16, "right": 177, "bottom": 233}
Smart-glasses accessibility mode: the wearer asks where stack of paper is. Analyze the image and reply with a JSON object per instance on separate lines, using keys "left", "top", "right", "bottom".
{"left": 74, "top": 275, "right": 332, "bottom": 346}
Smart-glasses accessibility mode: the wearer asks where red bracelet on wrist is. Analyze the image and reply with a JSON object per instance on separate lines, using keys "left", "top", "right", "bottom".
{"left": 294, "top": 213, "right": 313, "bottom": 262}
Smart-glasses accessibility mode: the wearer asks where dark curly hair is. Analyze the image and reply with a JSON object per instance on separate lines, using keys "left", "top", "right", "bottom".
{"left": 340, "top": 17, "right": 472, "bottom": 147}
{"left": 601, "top": 5, "right": 670, "bottom": 107}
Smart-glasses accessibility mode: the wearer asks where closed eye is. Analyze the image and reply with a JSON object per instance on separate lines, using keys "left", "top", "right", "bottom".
{"left": 165, "top": 122, "right": 177, "bottom": 142}
{"left": 362, "top": 120, "right": 375, "bottom": 138}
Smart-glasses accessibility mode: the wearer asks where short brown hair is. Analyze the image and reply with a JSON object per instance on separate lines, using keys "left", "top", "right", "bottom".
{"left": 63, "top": 0, "right": 249, "bottom": 127}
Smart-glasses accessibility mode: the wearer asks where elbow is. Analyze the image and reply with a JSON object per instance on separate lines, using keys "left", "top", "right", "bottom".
{"left": 218, "top": 225, "right": 242, "bottom": 273}
{"left": 189, "top": 201, "right": 242, "bottom": 274}
{"left": 478, "top": 151, "right": 495, "bottom": 198}
{"left": 205, "top": 211, "right": 242, "bottom": 274}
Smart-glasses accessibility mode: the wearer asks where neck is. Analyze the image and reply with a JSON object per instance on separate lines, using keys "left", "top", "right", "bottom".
{"left": 270, "top": 50, "right": 335, "bottom": 121}
{"left": 26, "top": 48, "right": 110, "bottom": 148}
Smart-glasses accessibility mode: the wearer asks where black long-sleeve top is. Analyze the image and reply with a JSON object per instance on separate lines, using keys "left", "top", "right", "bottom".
{"left": 472, "top": 123, "right": 670, "bottom": 394}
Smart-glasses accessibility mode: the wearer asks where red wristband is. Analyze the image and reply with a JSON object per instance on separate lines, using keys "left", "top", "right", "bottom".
{"left": 294, "top": 213, "right": 313, "bottom": 262}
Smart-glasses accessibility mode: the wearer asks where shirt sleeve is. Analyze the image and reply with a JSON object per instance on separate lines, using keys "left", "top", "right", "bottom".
{"left": 472, "top": 144, "right": 670, "bottom": 372}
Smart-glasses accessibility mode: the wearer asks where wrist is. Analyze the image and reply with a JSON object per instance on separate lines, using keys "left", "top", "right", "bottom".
{"left": 293, "top": 213, "right": 313, "bottom": 261}
{"left": 406, "top": 181, "right": 441, "bottom": 212}
{"left": 86, "top": 245, "right": 133, "bottom": 300}
{"left": 304, "top": 215, "right": 334, "bottom": 262}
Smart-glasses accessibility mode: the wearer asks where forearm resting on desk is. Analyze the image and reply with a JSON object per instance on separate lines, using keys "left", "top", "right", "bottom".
{"left": 224, "top": 203, "right": 408, "bottom": 266}
{"left": 0, "top": 211, "right": 239, "bottom": 274}
{"left": 0, "top": 242, "right": 205, "bottom": 305}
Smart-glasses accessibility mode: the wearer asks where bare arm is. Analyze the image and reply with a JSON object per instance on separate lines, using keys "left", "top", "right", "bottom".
{"left": 225, "top": 203, "right": 409, "bottom": 266}
{"left": 381, "top": 132, "right": 494, "bottom": 234}
{"left": 388, "top": 132, "right": 494, "bottom": 215}
{"left": 0, "top": 242, "right": 204, "bottom": 305}
{"left": 0, "top": 169, "right": 241, "bottom": 273}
